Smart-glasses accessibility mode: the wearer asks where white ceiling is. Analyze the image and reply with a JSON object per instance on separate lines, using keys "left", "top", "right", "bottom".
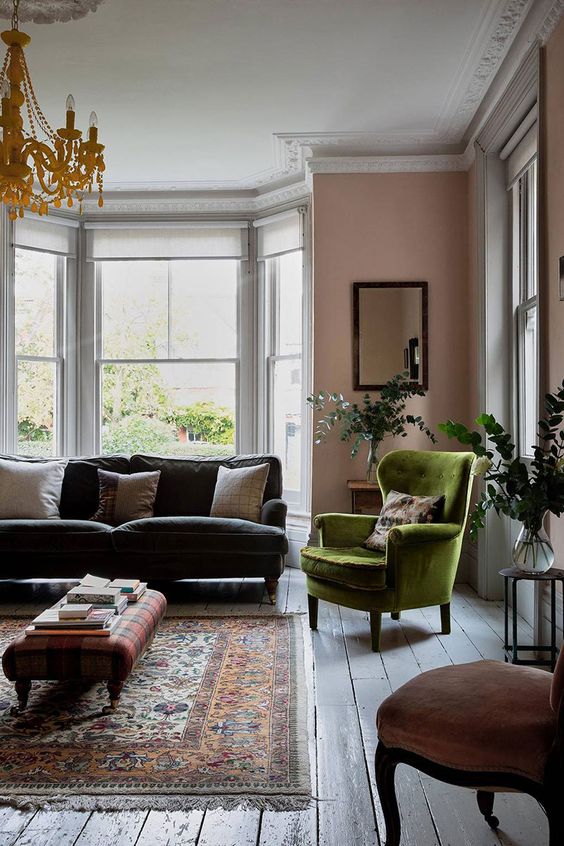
{"left": 0, "top": 0, "right": 543, "bottom": 190}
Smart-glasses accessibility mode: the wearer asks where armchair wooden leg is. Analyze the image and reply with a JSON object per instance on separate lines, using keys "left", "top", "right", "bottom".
{"left": 370, "top": 611, "right": 382, "bottom": 652}
{"left": 477, "top": 791, "right": 499, "bottom": 829}
{"left": 440, "top": 602, "right": 451, "bottom": 635}
{"left": 391, "top": 611, "right": 400, "bottom": 621}
{"left": 375, "top": 743, "right": 401, "bottom": 846}
{"left": 307, "top": 594, "right": 319, "bottom": 630}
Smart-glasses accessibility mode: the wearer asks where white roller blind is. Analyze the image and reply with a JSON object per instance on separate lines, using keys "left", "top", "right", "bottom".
{"left": 506, "top": 123, "right": 537, "bottom": 188}
{"left": 85, "top": 223, "right": 248, "bottom": 261}
{"left": 14, "top": 216, "right": 78, "bottom": 257}
{"left": 254, "top": 209, "right": 304, "bottom": 260}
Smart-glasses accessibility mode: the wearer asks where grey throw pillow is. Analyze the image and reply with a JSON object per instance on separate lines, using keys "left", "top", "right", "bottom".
{"left": 210, "top": 463, "right": 269, "bottom": 523}
{"left": 364, "top": 489, "right": 445, "bottom": 552}
{"left": 90, "top": 469, "right": 161, "bottom": 526}
{"left": 0, "top": 457, "right": 68, "bottom": 519}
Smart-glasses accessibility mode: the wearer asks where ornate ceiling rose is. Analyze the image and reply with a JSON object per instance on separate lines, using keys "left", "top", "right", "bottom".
{"left": 0, "top": 0, "right": 105, "bottom": 24}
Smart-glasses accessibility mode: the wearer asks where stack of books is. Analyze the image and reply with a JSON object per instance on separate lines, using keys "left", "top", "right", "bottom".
{"left": 24, "top": 573, "right": 148, "bottom": 638}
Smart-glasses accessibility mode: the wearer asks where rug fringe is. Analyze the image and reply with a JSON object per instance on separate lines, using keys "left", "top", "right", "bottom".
{"left": 0, "top": 793, "right": 313, "bottom": 813}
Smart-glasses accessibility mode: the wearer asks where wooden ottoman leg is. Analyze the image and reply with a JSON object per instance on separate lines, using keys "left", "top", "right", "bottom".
{"left": 107, "top": 680, "right": 124, "bottom": 710}
{"left": 14, "top": 680, "right": 31, "bottom": 712}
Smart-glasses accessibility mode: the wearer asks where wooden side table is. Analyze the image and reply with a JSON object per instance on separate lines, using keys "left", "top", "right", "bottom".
{"left": 499, "top": 566, "right": 564, "bottom": 671}
{"left": 347, "top": 480, "right": 382, "bottom": 515}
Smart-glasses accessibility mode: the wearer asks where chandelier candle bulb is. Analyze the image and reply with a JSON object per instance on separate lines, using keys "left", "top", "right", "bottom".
{"left": 65, "top": 94, "right": 75, "bottom": 130}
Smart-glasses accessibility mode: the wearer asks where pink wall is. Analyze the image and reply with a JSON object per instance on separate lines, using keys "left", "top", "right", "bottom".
{"left": 544, "top": 17, "right": 564, "bottom": 562}
{"left": 311, "top": 172, "right": 471, "bottom": 517}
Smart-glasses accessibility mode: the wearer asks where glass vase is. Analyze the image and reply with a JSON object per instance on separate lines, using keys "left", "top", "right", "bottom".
{"left": 366, "top": 441, "right": 379, "bottom": 483}
{"left": 512, "top": 519, "right": 555, "bottom": 574}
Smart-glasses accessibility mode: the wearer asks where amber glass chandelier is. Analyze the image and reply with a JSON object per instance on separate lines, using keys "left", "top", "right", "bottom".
{"left": 0, "top": 0, "right": 104, "bottom": 219}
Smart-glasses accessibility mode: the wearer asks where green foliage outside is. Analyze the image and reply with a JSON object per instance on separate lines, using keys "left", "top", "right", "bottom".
{"left": 168, "top": 402, "right": 235, "bottom": 446}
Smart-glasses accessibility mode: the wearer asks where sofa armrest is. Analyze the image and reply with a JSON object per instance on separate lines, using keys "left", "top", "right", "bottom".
{"left": 313, "top": 512, "right": 377, "bottom": 548}
{"left": 387, "top": 522, "right": 462, "bottom": 547}
{"left": 261, "top": 498, "right": 288, "bottom": 530}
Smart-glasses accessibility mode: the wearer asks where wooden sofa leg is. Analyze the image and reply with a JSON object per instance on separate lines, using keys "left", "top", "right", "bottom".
{"left": 370, "top": 611, "right": 382, "bottom": 652}
{"left": 375, "top": 743, "right": 401, "bottom": 846}
{"left": 265, "top": 578, "right": 278, "bottom": 605}
{"left": 307, "top": 595, "right": 319, "bottom": 630}
{"left": 477, "top": 791, "right": 499, "bottom": 829}
{"left": 391, "top": 611, "right": 400, "bottom": 621}
{"left": 440, "top": 602, "right": 451, "bottom": 635}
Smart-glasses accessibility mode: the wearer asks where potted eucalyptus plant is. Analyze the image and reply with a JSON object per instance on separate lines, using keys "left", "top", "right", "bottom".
{"left": 439, "top": 381, "right": 564, "bottom": 573}
{"left": 307, "top": 372, "right": 436, "bottom": 481}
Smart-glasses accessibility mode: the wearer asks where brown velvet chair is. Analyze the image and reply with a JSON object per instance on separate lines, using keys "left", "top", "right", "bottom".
{"left": 376, "top": 653, "right": 564, "bottom": 845}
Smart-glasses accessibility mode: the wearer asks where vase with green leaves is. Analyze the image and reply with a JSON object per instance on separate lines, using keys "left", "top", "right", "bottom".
{"left": 439, "top": 382, "right": 564, "bottom": 573}
{"left": 307, "top": 372, "right": 436, "bottom": 482}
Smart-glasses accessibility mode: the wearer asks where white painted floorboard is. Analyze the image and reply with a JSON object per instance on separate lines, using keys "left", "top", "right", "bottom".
{"left": 0, "top": 570, "right": 549, "bottom": 846}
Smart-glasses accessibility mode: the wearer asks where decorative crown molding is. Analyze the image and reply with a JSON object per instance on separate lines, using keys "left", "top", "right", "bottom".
{"left": 306, "top": 154, "right": 468, "bottom": 175}
{"left": 538, "top": 0, "right": 564, "bottom": 41}
{"left": 0, "top": 0, "right": 106, "bottom": 24}
{"left": 81, "top": 181, "right": 311, "bottom": 217}
{"left": 438, "top": 0, "right": 533, "bottom": 143}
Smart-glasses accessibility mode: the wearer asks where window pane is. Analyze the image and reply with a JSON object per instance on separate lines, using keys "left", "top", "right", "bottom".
{"left": 17, "top": 360, "right": 56, "bottom": 456}
{"left": 170, "top": 260, "right": 237, "bottom": 358}
{"left": 522, "top": 305, "right": 537, "bottom": 456}
{"left": 101, "top": 362, "right": 236, "bottom": 456}
{"left": 15, "top": 249, "right": 56, "bottom": 356}
{"left": 272, "top": 358, "right": 301, "bottom": 495}
{"left": 528, "top": 162, "right": 538, "bottom": 299}
{"left": 277, "top": 251, "right": 303, "bottom": 356}
{"left": 101, "top": 261, "right": 168, "bottom": 359}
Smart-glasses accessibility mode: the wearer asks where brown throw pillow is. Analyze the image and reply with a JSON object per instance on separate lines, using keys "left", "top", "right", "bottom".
{"left": 364, "top": 489, "right": 445, "bottom": 552}
{"left": 210, "top": 463, "right": 269, "bottom": 523}
{"left": 90, "top": 469, "right": 161, "bottom": 526}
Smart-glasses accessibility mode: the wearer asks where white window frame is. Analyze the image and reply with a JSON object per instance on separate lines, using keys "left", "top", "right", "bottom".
{"left": 509, "top": 149, "right": 538, "bottom": 460}
{"left": 12, "top": 247, "right": 77, "bottom": 456}
{"left": 257, "top": 207, "right": 311, "bottom": 515}
{"left": 93, "top": 254, "right": 250, "bottom": 456}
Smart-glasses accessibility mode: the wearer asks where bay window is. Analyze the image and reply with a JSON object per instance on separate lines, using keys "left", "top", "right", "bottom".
{"left": 2, "top": 210, "right": 310, "bottom": 515}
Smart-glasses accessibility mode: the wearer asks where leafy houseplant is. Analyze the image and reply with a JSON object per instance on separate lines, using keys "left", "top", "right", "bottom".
{"left": 439, "top": 381, "right": 564, "bottom": 573}
{"left": 307, "top": 372, "right": 436, "bottom": 481}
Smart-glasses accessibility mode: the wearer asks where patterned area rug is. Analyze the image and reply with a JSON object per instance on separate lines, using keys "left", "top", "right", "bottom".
{"left": 0, "top": 615, "right": 310, "bottom": 811}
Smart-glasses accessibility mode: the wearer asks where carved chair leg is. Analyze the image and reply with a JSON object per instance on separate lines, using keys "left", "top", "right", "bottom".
{"left": 440, "top": 602, "right": 451, "bottom": 635}
{"left": 264, "top": 577, "right": 278, "bottom": 605}
{"left": 477, "top": 790, "right": 499, "bottom": 829}
{"left": 375, "top": 743, "right": 401, "bottom": 846}
{"left": 307, "top": 594, "right": 319, "bottom": 630}
{"left": 370, "top": 610, "right": 382, "bottom": 652}
{"left": 391, "top": 611, "right": 401, "bottom": 621}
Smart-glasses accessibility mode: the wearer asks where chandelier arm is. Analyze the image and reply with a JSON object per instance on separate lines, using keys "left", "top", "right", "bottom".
{"left": 23, "top": 138, "right": 75, "bottom": 185}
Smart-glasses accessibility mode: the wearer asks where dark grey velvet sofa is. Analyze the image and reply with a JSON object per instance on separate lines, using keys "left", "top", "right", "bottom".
{"left": 0, "top": 453, "right": 288, "bottom": 602}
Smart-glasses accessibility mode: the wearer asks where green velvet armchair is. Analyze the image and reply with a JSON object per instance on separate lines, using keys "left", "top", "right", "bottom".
{"left": 300, "top": 450, "right": 474, "bottom": 651}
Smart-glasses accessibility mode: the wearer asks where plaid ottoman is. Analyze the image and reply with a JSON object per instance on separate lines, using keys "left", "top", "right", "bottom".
{"left": 2, "top": 589, "right": 167, "bottom": 711}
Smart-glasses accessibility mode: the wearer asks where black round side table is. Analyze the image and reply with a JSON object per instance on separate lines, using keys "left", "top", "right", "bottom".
{"left": 500, "top": 567, "right": 564, "bottom": 671}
